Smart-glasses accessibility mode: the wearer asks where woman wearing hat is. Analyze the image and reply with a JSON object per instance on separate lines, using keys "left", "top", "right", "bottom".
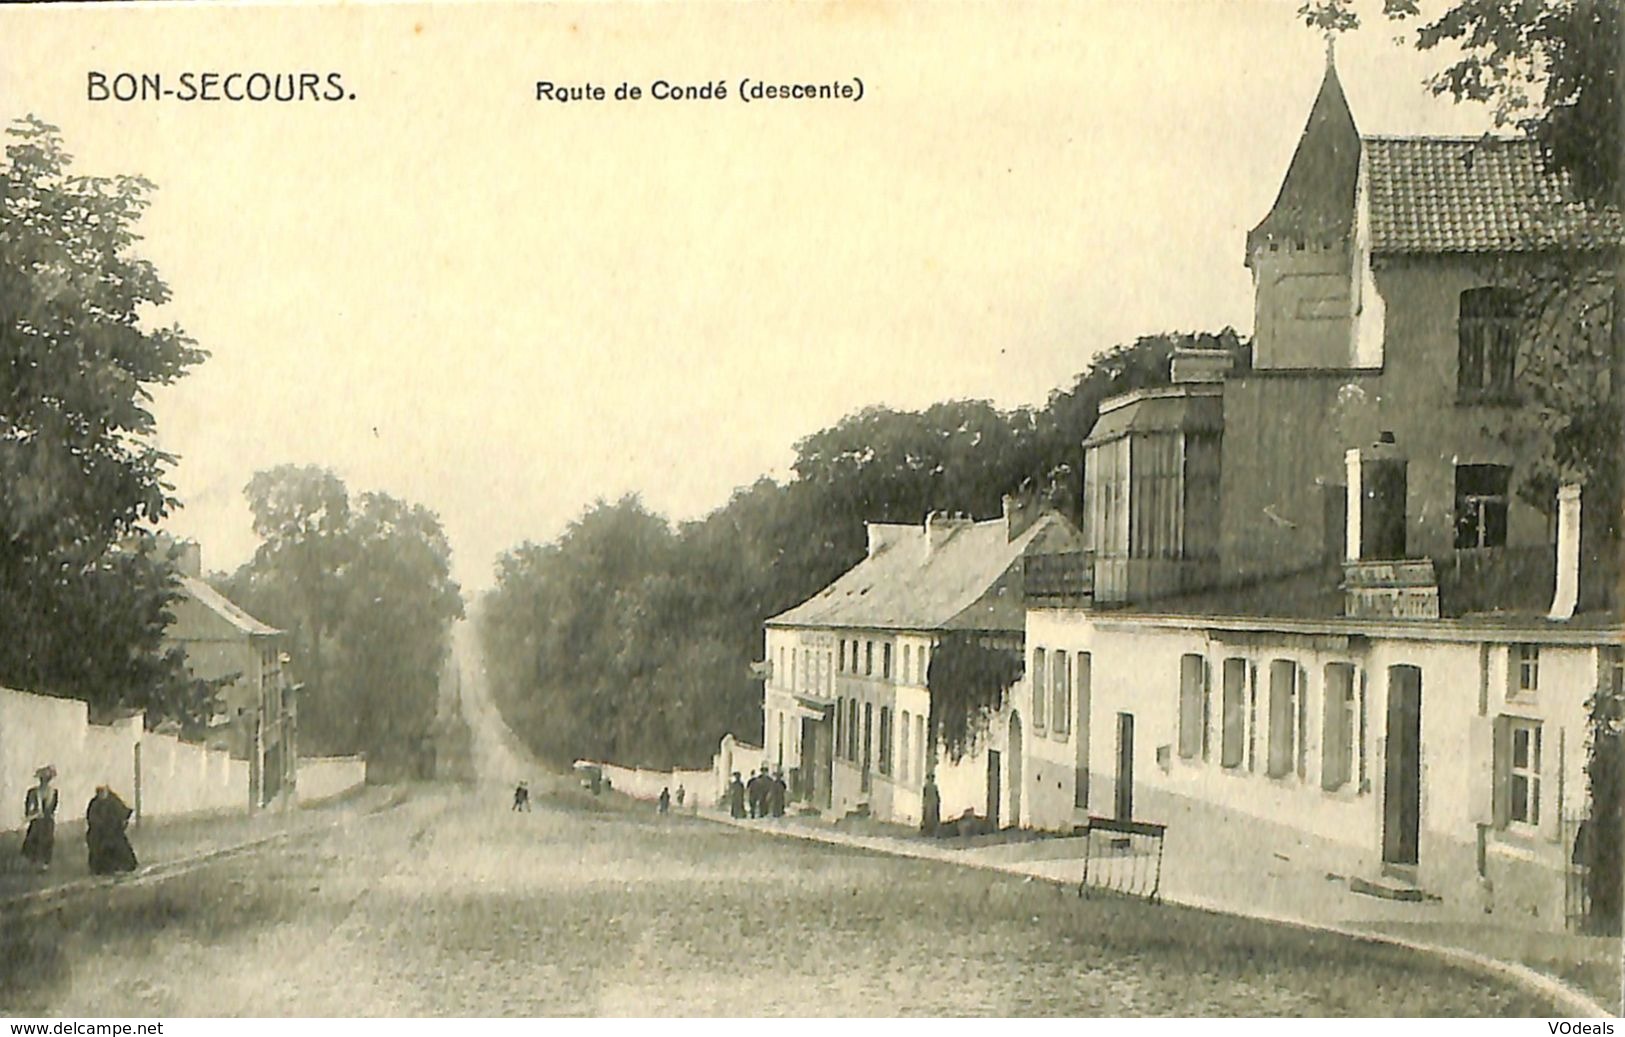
{"left": 21, "top": 765, "right": 58, "bottom": 870}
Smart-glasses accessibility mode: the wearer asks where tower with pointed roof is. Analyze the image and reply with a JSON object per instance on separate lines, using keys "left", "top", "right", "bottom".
{"left": 1246, "top": 54, "right": 1363, "bottom": 370}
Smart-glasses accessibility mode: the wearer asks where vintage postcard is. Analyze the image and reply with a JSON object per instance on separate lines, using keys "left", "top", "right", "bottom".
{"left": 0, "top": 0, "right": 1620, "bottom": 1021}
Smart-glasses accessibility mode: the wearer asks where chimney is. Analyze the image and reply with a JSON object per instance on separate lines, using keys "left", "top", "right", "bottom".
{"left": 1548, "top": 483, "right": 1581, "bottom": 621}
{"left": 1344, "top": 448, "right": 1362, "bottom": 562}
{"left": 175, "top": 539, "right": 202, "bottom": 578}
{"left": 1002, "top": 494, "right": 1039, "bottom": 542}
{"left": 925, "top": 511, "right": 970, "bottom": 558}
{"left": 1170, "top": 348, "right": 1234, "bottom": 385}
{"left": 865, "top": 522, "right": 882, "bottom": 559}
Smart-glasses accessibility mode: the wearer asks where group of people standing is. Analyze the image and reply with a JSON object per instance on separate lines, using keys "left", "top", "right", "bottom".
{"left": 19, "top": 765, "right": 139, "bottom": 876}
{"left": 727, "top": 764, "right": 786, "bottom": 819}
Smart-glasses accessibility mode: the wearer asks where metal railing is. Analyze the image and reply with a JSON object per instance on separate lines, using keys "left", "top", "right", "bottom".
{"left": 1077, "top": 815, "right": 1167, "bottom": 903}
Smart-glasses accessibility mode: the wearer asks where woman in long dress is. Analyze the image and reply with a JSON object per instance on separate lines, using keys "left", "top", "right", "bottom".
{"left": 20, "top": 765, "right": 58, "bottom": 870}
{"left": 86, "top": 785, "right": 138, "bottom": 875}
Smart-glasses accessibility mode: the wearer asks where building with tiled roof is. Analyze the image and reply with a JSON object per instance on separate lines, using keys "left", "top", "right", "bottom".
{"left": 1020, "top": 56, "right": 1622, "bottom": 932}
{"left": 162, "top": 541, "right": 297, "bottom": 809}
{"left": 761, "top": 501, "right": 1083, "bottom": 826}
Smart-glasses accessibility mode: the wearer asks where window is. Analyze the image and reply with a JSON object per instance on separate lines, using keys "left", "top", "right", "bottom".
{"left": 1495, "top": 717, "right": 1542, "bottom": 827}
{"left": 1603, "top": 645, "right": 1625, "bottom": 700}
{"left": 1084, "top": 437, "right": 1131, "bottom": 556}
{"left": 839, "top": 640, "right": 847, "bottom": 673}
{"left": 916, "top": 713, "right": 928, "bottom": 782}
{"left": 920, "top": 646, "right": 930, "bottom": 684}
{"left": 1031, "top": 648, "right": 1048, "bottom": 731}
{"left": 1052, "top": 650, "right": 1071, "bottom": 739}
{"left": 826, "top": 651, "right": 834, "bottom": 695}
{"left": 865, "top": 641, "right": 874, "bottom": 676}
{"left": 834, "top": 697, "right": 843, "bottom": 759}
{"left": 878, "top": 707, "right": 893, "bottom": 775}
{"left": 778, "top": 647, "right": 786, "bottom": 686}
{"left": 902, "top": 645, "right": 911, "bottom": 684}
{"left": 882, "top": 643, "right": 893, "bottom": 680}
{"left": 1322, "top": 663, "right": 1356, "bottom": 791}
{"left": 848, "top": 699, "right": 859, "bottom": 761}
{"left": 1458, "top": 287, "right": 1520, "bottom": 403}
{"left": 1221, "top": 658, "right": 1247, "bottom": 768}
{"left": 900, "top": 710, "right": 911, "bottom": 782}
{"left": 1511, "top": 644, "right": 1539, "bottom": 698}
{"left": 1454, "top": 464, "right": 1510, "bottom": 549}
{"left": 1178, "top": 654, "right": 1205, "bottom": 759}
{"left": 863, "top": 703, "right": 874, "bottom": 771}
{"left": 1267, "top": 659, "right": 1299, "bottom": 779}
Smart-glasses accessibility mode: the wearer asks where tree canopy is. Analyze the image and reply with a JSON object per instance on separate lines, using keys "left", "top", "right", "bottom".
{"left": 219, "top": 466, "right": 465, "bottom": 773}
{"left": 0, "top": 116, "right": 207, "bottom": 721}
{"left": 479, "top": 330, "right": 1245, "bottom": 770}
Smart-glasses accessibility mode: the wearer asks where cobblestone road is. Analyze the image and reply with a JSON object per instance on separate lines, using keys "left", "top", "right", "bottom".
{"left": 0, "top": 784, "right": 1568, "bottom": 1017}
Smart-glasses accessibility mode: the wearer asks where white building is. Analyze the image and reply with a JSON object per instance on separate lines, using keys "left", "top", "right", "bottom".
{"left": 762, "top": 500, "right": 1083, "bottom": 828}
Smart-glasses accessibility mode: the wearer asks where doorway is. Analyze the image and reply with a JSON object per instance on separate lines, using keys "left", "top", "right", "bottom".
{"left": 1007, "top": 712, "right": 1024, "bottom": 829}
{"left": 1115, "top": 712, "right": 1135, "bottom": 821}
{"left": 986, "top": 750, "right": 1001, "bottom": 830}
{"left": 1383, "top": 665, "right": 1422, "bottom": 867}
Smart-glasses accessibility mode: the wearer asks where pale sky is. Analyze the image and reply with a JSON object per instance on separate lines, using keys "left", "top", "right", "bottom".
{"left": 0, "top": 1, "right": 1497, "bottom": 592}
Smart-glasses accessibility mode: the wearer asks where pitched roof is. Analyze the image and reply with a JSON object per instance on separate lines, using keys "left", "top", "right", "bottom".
{"left": 1363, "top": 136, "right": 1623, "bottom": 254}
{"left": 1246, "top": 59, "right": 1361, "bottom": 261}
{"left": 766, "top": 513, "right": 1081, "bottom": 633}
{"left": 178, "top": 576, "right": 281, "bottom": 637}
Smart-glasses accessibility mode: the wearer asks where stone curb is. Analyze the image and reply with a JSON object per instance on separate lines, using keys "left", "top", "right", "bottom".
{"left": 0, "top": 788, "right": 409, "bottom": 921}
{"left": 698, "top": 810, "right": 1618, "bottom": 1019}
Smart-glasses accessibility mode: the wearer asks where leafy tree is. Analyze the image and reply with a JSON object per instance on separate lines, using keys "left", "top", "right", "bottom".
{"left": 0, "top": 116, "right": 206, "bottom": 719}
{"left": 480, "top": 331, "right": 1244, "bottom": 771}
{"left": 224, "top": 467, "right": 464, "bottom": 770}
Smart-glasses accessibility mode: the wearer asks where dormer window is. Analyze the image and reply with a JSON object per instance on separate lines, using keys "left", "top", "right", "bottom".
{"left": 1454, "top": 464, "right": 1510, "bottom": 550}
{"left": 1458, "top": 287, "right": 1521, "bottom": 403}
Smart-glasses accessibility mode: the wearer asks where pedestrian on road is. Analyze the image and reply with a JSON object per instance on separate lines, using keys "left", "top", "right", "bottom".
{"left": 658, "top": 787, "right": 670, "bottom": 815}
{"left": 86, "top": 785, "right": 138, "bottom": 876}
{"left": 675, "top": 784, "right": 686, "bottom": 810}
{"left": 512, "top": 781, "right": 531, "bottom": 812}
{"left": 769, "top": 769, "right": 787, "bottom": 818}
{"left": 728, "top": 772, "right": 746, "bottom": 818}
{"left": 21, "top": 765, "right": 58, "bottom": 871}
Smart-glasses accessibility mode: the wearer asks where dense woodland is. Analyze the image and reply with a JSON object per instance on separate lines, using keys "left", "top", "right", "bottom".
{"left": 478, "top": 330, "right": 1248, "bottom": 770}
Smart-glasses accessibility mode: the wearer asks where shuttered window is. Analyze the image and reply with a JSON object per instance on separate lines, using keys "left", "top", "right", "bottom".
{"left": 1052, "top": 650, "right": 1072, "bottom": 739}
{"left": 1221, "top": 658, "right": 1247, "bottom": 769}
{"left": 1178, "top": 653, "right": 1205, "bottom": 759}
{"left": 1031, "top": 648, "right": 1048, "bottom": 731}
{"left": 1268, "top": 659, "right": 1298, "bottom": 779}
{"left": 1321, "top": 663, "right": 1356, "bottom": 791}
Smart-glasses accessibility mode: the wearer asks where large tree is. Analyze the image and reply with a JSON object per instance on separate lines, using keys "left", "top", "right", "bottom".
{"left": 480, "top": 331, "right": 1246, "bottom": 771}
{"left": 223, "top": 466, "right": 464, "bottom": 771}
{"left": 0, "top": 116, "right": 207, "bottom": 719}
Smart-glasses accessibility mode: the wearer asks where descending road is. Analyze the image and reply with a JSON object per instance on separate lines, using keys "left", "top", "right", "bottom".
{"left": 0, "top": 782, "right": 1563, "bottom": 1016}
{"left": 449, "top": 618, "right": 541, "bottom": 786}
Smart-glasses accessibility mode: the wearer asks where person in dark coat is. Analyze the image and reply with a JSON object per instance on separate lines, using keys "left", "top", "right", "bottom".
{"left": 21, "top": 765, "right": 58, "bottom": 871}
{"left": 728, "top": 772, "right": 746, "bottom": 818}
{"left": 512, "top": 781, "right": 531, "bottom": 812}
{"left": 769, "top": 769, "right": 787, "bottom": 817}
{"left": 657, "top": 787, "right": 671, "bottom": 815}
{"left": 86, "top": 785, "right": 138, "bottom": 876}
{"left": 921, "top": 772, "right": 941, "bottom": 837}
{"left": 747, "top": 765, "right": 771, "bottom": 819}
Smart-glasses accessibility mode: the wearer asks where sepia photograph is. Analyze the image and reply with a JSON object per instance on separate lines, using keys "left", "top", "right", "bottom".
{"left": 0, "top": 0, "right": 1621, "bottom": 1020}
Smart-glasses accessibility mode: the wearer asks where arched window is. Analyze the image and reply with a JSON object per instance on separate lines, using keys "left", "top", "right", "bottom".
{"left": 1458, "top": 287, "right": 1521, "bottom": 403}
